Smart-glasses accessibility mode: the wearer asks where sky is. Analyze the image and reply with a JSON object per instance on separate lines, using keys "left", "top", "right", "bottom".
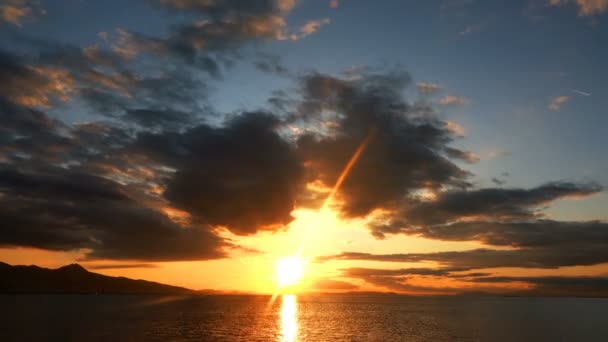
{"left": 1, "top": 0, "right": 608, "bottom": 296}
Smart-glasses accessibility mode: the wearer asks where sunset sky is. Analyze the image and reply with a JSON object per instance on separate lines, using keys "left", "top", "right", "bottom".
{"left": 1, "top": 0, "right": 608, "bottom": 296}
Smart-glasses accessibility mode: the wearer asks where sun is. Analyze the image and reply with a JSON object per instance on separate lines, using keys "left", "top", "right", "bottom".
{"left": 275, "top": 256, "right": 306, "bottom": 287}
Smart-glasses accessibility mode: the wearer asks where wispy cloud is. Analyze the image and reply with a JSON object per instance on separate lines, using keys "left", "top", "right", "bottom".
{"left": 0, "top": 0, "right": 43, "bottom": 27}
{"left": 572, "top": 89, "right": 591, "bottom": 96}
{"left": 417, "top": 82, "right": 442, "bottom": 94}
{"left": 549, "top": 95, "right": 570, "bottom": 111}
{"left": 459, "top": 23, "right": 485, "bottom": 36}
{"left": 279, "top": 18, "right": 331, "bottom": 40}
{"left": 439, "top": 95, "right": 469, "bottom": 106}
{"left": 444, "top": 120, "right": 466, "bottom": 136}
{"left": 549, "top": 0, "right": 608, "bottom": 16}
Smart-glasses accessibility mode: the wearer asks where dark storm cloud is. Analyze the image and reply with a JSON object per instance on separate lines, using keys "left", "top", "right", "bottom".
{"left": 397, "top": 220, "right": 608, "bottom": 247}
{"left": 114, "top": 109, "right": 305, "bottom": 236}
{"left": 470, "top": 276, "right": 608, "bottom": 297}
{"left": 470, "top": 276, "right": 608, "bottom": 285}
{"left": 293, "top": 69, "right": 472, "bottom": 217}
{"left": 404, "top": 182, "right": 601, "bottom": 226}
{"left": 0, "top": 47, "right": 229, "bottom": 261}
{"left": 0, "top": 165, "right": 228, "bottom": 261}
{"left": 152, "top": 112, "right": 304, "bottom": 235}
{"left": 343, "top": 267, "right": 469, "bottom": 277}
{"left": 0, "top": 166, "right": 128, "bottom": 201}
{"left": 321, "top": 242, "right": 608, "bottom": 269}
{"left": 368, "top": 182, "right": 602, "bottom": 239}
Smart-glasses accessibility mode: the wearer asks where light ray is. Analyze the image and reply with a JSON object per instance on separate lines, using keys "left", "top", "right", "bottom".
{"left": 296, "top": 127, "right": 377, "bottom": 257}
{"left": 269, "top": 127, "right": 376, "bottom": 304}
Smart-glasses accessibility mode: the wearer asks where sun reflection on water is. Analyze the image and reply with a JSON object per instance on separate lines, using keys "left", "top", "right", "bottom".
{"left": 279, "top": 295, "right": 298, "bottom": 342}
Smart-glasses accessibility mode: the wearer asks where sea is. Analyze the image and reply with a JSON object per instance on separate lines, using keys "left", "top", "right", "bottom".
{"left": 1, "top": 294, "right": 607, "bottom": 341}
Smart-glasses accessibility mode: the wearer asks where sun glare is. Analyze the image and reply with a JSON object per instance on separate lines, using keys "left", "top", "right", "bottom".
{"left": 276, "top": 257, "right": 306, "bottom": 287}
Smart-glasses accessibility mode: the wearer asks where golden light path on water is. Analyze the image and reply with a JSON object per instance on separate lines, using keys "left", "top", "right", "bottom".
{"left": 279, "top": 294, "right": 298, "bottom": 342}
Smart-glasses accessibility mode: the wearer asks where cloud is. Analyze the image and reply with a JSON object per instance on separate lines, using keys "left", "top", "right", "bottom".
{"left": 404, "top": 220, "right": 608, "bottom": 248}
{"left": 549, "top": 0, "right": 608, "bottom": 16}
{"left": 444, "top": 120, "right": 466, "bottom": 136}
{"left": 87, "top": 263, "right": 159, "bottom": 270}
{"left": 459, "top": 23, "right": 485, "bottom": 36}
{"left": 0, "top": 5, "right": 605, "bottom": 279}
{"left": 157, "top": 112, "right": 304, "bottom": 235}
{"left": 329, "top": 0, "right": 339, "bottom": 9}
{"left": 277, "top": 18, "right": 331, "bottom": 41}
{"left": 0, "top": 165, "right": 228, "bottom": 261}
{"left": 486, "top": 149, "right": 511, "bottom": 159}
{"left": 254, "top": 53, "right": 288, "bottom": 75}
{"left": 444, "top": 147, "right": 480, "bottom": 163}
{"left": 343, "top": 267, "right": 468, "bottom": 277}
{"left": 321, "top": 242, "right": 608, "bottom": 269}
{"left": 295, "top": 18, "right": 330, "bottom": 39}
{"left": 313, "top": 278, "right": 359, "bottom": 290}
{"left": 124, "top": 109, "right": 195, "bottom": 131}
{"left": 0, "top": 47, "right": 230, "bottom": 261}
{"left": 292, "top": 69, "right": 472, "bottom": 217}
{"left": 155, "top": 0, "right": 296, "bottom": 16}
{"left": 470, "top": 275, "right": 608, "bottom": 297}
{"left": 439, "top": 95, "right": 469, "bottom": 106}
{"left": 0, "top": 0, "right": 42, "bottom": 26}
{"left": 416, "top": 82, "right": 442, "bottom": 94}
{"left": 407, "top": 182, "right": 598, "bottom": 225}
{"left": 549, "top": 95, "right": 570, "bottom": 111}
{"left": 0, "top": 49, "right": 75, "bottom": 107}
{"left": 112, "top": 0, "right": 328, "bottom": 67}
{"left": 339, "top": 273, "right": 450, "bottom": 294}
{"left": 491, "top": 177, "right": 506, "bottom": 185}
{"left": 368, "top": 181, "right": 601, "bottom": 239}
{"left": 336, "top": 259, "right": 608, "bottom": 295}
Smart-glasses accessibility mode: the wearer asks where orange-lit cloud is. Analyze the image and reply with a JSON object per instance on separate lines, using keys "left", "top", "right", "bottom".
{"left": 278, "top": 18, "right": 331, "bottom": 41}
{"left": 9, "top": 66, "right": 75, "bottom": 107}
{"left": 0, "top": 0, "right": 42, "bottom": 26}
{"left": 439, "top": 94, "right": 469, "bottom": 106}
{"left": 445, "top": 120, "right": 466, "bottom": 136}
{"left": 549, "top": 95, "right": 570, "bottom": 111}
{"left": 550, "top": 0, "right": 608, "bottom": 16}
{"left": 417, "top": 82, "right": 442, "bottom": 94}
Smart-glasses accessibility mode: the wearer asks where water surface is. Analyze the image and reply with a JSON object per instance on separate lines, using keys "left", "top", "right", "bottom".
{"left": 1, "top": 294, "right": 606, "bottom": 341}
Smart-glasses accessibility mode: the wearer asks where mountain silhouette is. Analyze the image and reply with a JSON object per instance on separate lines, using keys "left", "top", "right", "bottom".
{"left": 0, "top": 262, "right": 192, "bottom": 294}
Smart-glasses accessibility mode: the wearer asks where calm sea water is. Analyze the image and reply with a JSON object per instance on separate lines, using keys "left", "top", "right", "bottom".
{"left": 0, "top": 294, "right": 607, "bottom": 341}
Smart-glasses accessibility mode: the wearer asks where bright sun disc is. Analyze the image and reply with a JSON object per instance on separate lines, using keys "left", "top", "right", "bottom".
{"left": 276, "top": 257, "right": 306, "bottom": 287}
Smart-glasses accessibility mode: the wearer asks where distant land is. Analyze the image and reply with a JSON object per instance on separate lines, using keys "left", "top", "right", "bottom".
{"left": 0, "top": 262, "right": 193, "bottom": 294}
